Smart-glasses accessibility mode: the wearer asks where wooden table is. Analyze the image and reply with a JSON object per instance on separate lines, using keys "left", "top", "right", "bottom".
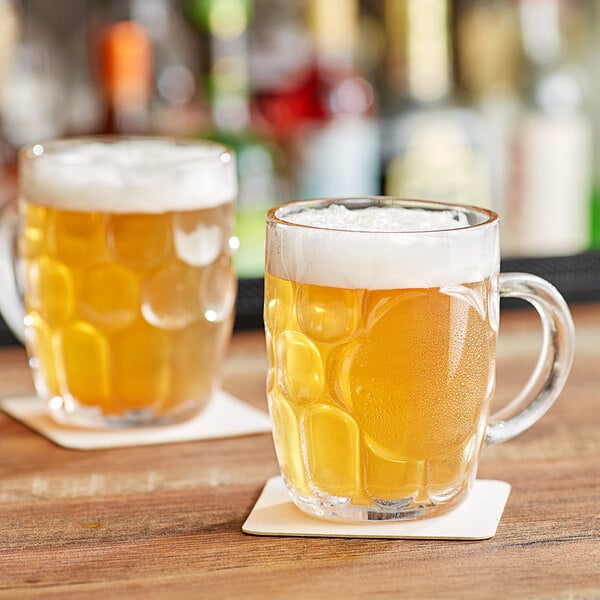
{"left": 1, "top": 303, "right": 599, "bottom": 599}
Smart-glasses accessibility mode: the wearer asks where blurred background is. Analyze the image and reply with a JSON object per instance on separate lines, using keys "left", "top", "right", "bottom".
{"left": 1, "top": 0, "right": 600, "bottom": 284}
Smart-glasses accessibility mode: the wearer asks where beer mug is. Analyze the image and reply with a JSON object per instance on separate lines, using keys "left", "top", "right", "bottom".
{"left": 0, "top": 136, "right": 237, "bottom": 427}
{"left": 264, "top": 197, "right": 574, "bottom": 521}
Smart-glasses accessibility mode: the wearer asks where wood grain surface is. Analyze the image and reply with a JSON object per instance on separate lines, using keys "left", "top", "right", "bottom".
{"left": 0, "top": 304, "right": 599, "bottom": 599}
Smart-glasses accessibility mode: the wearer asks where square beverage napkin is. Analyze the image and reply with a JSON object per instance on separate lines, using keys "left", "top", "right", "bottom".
{"left": 0, "top": 390, "right": 271, "bottom": 450}
{"left": 243, "top": 476, "right": 511, "bottom": 541}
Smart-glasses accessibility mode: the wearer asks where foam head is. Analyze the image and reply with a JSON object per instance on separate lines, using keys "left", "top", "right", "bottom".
{"left": 20, "top": 138, "right": 237, "bottom": 213}
{"left": 267, "top": 200, "right": 499, "bottom": 289}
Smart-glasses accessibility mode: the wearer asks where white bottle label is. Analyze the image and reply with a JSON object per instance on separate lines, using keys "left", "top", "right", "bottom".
{"left": 506, "top": 112, "right": 592, "bottom": 256}
{"left": 298, "top": 115, "right": 381, "bottom": 198}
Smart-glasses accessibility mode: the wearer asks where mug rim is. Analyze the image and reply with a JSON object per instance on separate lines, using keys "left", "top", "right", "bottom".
{"left": 267, "top": 197, "right": 498, "bottom": 235}
{"left": 19, "top": 135, "right": 234, "bottom": 168}
{"left": 18, "top": 135, "right": 237, "bottom": 213}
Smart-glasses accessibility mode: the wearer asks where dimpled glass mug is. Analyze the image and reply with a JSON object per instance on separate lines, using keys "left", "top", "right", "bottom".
{"left": 0, "top": 136, "right": 237, "bottom": 428}
{"left": 264, "top": 197, "right": 575, "bottom": 521}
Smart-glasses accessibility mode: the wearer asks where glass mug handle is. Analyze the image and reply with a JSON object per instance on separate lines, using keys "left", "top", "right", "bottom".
{"left": 0, "top": 204, "right": 25, "bottom": 344}
{"left": 485, "top": 272, "right": 575, "bottom": 447}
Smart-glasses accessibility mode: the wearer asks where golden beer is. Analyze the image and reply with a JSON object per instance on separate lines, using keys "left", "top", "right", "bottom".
{"left": 265, "top": 197, "right": 501, "bottom": 519}
{"left": 19, "top": 138, "right": 236, "bottom": 426}
{"left": 265, "top": 273, "right": 495, "bottom": 513}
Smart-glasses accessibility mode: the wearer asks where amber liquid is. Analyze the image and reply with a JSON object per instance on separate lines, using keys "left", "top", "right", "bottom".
{"left": 265, "top": 272, "right": 496, "bottom": 509}
{"left": 20, "top": 199, "right": 235, "bottom": 424}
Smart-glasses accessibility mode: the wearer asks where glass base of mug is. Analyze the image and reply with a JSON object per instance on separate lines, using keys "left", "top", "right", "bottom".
{"left": 45, "top": 394, "right": 208, "bottom": 429}
{"left": 286, "top": 481, "right": 468, "bottom": 522}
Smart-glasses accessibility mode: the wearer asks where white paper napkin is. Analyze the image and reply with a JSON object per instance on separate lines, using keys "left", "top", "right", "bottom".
{"left": 0, "top": 390, "right": 272, "bottom": 450}
{"left": 243, "top": 476, "right": 511, "bottom": 540}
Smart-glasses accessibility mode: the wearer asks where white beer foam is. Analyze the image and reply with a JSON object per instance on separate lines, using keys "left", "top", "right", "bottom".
{"left": 287, "top": 204, "right": 471, "bottom": 232}
{"left": 20, "top": 139, "right": 237, "bottom": 213}
{"left": 269, "top": 204, "right": 499, "bottom": 289}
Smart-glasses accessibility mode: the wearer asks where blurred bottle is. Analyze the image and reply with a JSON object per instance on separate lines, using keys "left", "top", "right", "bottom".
{"left": 507, "top": 0, "right": 593, "bottom": 256}
{"left": 0, "top": 0, "right": 68, "bottom": 205}
{"left": 381, "top": 0, "right": 493, "bottom": 209}
{"left": 587, "top": 1, "right": 600, "bottom": 249}
{"left": 0, "top": 1, "right": 67, "bottom": 146}
{"left": 95, "top": 12, "right": 153, "bottom": 134}
{"left": 0, "top": 0, "right": 19, "bottom": 207}
{"left": 297, "top": 0, "right": 379, "bottom": 198}
{"left": 186, "top": 0, "right": 287, "bottom": 279}
{"left": 130, "top": 0, "right": 207, "bottom": 135}
{"left": 62, "top": 0, "right": 104, "bottom": 136}
{"left": 455, "top": 0, "right": 523, "bottom": 250}
{"left": 254, "top": 0, "right": 380, "bottom": 199}
{"left": 248, "top": 0, "right": 312, "bottom": 142}
{"left": 0, "top": 0, "right": 19, "bottom": 120}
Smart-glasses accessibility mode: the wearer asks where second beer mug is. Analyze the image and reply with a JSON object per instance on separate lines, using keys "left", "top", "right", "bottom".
{"left": 264, "top": 197, "right": 574, "bottom": 521}
{"left": 0, "top": 136, "right": 237, "bottom": 427}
